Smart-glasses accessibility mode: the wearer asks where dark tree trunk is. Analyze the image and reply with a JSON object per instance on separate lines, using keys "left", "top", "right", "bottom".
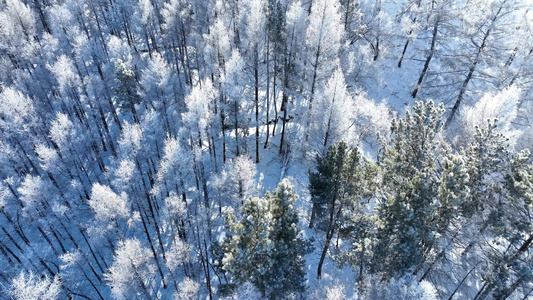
{"left": 398, "top": 0, "right": 421, "bottom": 68}
{"left": 445, "top": 4, "right": 503, "bottom": 127}
{"left": 317, "top": 198, "right": 337, "bottom": 279}
{"left": 254, "top": 46, "right": 260, "bottom": 163}
{"left": 412, "top": 18, "right": 440, "bottom": 98}
{"left": 265, "top": 38, "right": 271, "bottom": 149}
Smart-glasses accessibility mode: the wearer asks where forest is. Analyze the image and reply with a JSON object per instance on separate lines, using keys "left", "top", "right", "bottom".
{"left": 0, "top": 0, "right": 532, "bottom": 299}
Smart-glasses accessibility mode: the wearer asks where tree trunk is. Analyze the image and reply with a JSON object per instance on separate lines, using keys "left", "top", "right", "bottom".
{"left": 412, "top": 18, "right": 439, "bottom": 98}
{"left": 398, "top": 0, "right": 421, "bottom": 68}
{"left": 272, "top": 56, "right": 278, "bottom": 137}
{"left": 235, "top": 99, "right": 240, "bottom": 156}
{"left": 344, "top": 0, "right": 351, "bottom": 29}
{"left": 317, "top": 196, "right": 338, "bottom": 279}
{"left": 279, "top": 93, "right": 289, "bottom": 155}
{"left": 445, "top": 4, "right": 503, "bottom": 127}
{"left": 254, "top": 46, "right": 260, "bottom": 163}
{"left": 448, "top": 263, "right": 479, "bottom": 300}
{"left": 139, "top": 207, "right": 167, "bottom": 289}
{"left": 373, "top": 37, "right": 380, "bottom": 61}
{"left": 317, "top": 225, "right": 334, "bottom": 279}
{"left": 304, "top": 45, "right": 321, "bottom": 144}
{"left": 265, "top": 38, "right": 271, "bottom": 148}
{"left": 398, "top": 37, "right": 411, "bottom": 68}
{"left": 323, "top": 84, "right": 338, "bottom": 148}
{"left": 308, "top": 206, "right": 316, "bottom": 228}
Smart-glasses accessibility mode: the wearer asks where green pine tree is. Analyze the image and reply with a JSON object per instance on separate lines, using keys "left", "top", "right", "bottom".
{"left": 308, "top": 141, "right": 370, "bottom": 279}
{"left": 372, "top": 100, "right": 445, "bottom": 278}
{"left": 113, "top": 59, "right": 141, "bottom": 122}
{"left": 222, "top": 179, "right": 311, "bottom": 298}
{"left": 264, "top": 180, "right": 311, "bottom": 298}
{"left": 460, "top": 121, "right": 509, "bottom": 217}
{"left": 466, "top": 129, "right": 533, "bottom": 299}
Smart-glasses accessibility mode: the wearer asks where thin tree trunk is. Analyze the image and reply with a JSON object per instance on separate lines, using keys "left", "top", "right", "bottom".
{"left": 265, "top": 38, "right": 271, "bottom": 149}
{"left": 398, "top": 0, "right": 421, "bottom": 68}
{"left": 317, "top": 196, "right": 338, "bottom": 279}
{"left": 448, "top": 263, "right": 479, "bottom": 300}
{"left": 254, "top": 46, "right": 260, "bottom": 163}
{"left": 272, "top": 56, "right": 278, "bottom": 137}
{"left": 398, "top": 36, "right": 411, "bottom": 68}
{"left": 502, "top": 277, "right": 523, "bottom": 300}
{"left": 373, "top": 37, "right": 380, "bottom": 61}
{"left": 308, "top": 206, "right": 316, "bottom": 228}
{"left": 412, "top": 18, "right": 439, "bottom": 98}
{"left": 139, "top": 207, "right": 167, "bottom": 289}
{"left": 305, "top": 45, "right": 321, "bottom": 144}
{"left": 323, "top": 83, "right": 338, "bottom": 148}
{"left": 279, "top": 93, "right": 289, "bottom": 155}
{"left": 445, "top": 4, "right": 503, "bottom": 127}
{"left": 344, "top": 0, "right": 351, "bottom": 29}
{"left": 235, "top": 99, "right": 240, "bottom": 156}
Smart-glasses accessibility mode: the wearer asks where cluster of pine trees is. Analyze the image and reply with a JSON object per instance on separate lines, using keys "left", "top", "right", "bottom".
{"left": 309, "top": 102, "right": 532, "bottom": 299}
{"left": 0, "top": 0, "right": 532, "bottom": 299}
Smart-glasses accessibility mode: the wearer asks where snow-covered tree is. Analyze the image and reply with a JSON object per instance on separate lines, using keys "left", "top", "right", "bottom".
{"left": 225, "top": 282, "right": 262, "bottom": 300}
{"left": 8, "top": 272, "right": 61, "bottom": 300}
{"left": 364, "top": 275, "right": 437, "bottom": 300}
{"left": 459, "top": 86, "right": 521, "bottom": 147}
{"left": 0, "top": 0, "right": 532, "bottom": 298}
{"left": 183, "top": 78, "right": 217, "bottom": 149}
{"left": 304, "top": 0, "right": 343, "bottom": 141}
{"left": 114, "top": 59, "right": 141, "bottom": 122}
{"left": 88, "top": 183, "right": 130, "bottom": 222}
{"left": 139, "top": 52, "right": 178, "bottom": 134}
{"left": 212, "top": 154, "right": 257, "bottom": 210}
{"left": 106, "top": 238, "right": 156, "bottom": 300}
{"left": 0, "top": 0, "right": 37, "bottom": 78}
{"left": 372, "top": 101, "right": 446, "bottom": 277}
{"left": 444, "top": 0, "right": 525, "bottom": 127}
{"left": 223, "top": 179, "right": 311, "bottom": 297}
{"left": 222, "top": 50, "right": 250, "bottom": 156}
{"left": 308, "top": 68, "right": 355, "bottom": 154}
{"left": 174, "top": 277, "right": 200, "bottom": 300}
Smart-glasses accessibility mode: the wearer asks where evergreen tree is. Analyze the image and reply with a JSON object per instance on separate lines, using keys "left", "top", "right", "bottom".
{"left": 458, "top": 123, "right": 532, "bottom": 299}
{"left": 308, "top": 141, "right": 369, "bottom": 279}
{"left": 113, "top": 59, "right": 141, "bottom": 122}
{"left": 264, "top": 179, "right": 311, "bottom": 298}
{"left": 461, "top": 121, "right": 510, "bottom": 217}
{"left": 372, "top": 101, "right": 445, "bottom": 278}
{"left": 223, "top": 179, "right": 311, "bottom": 298}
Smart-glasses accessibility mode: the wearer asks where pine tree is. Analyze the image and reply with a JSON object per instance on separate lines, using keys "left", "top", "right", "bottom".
{"left": 461, "top": 121, "right": 510, "bottom": 217}
{"left": 223, "top": 193, "right": 272, "bottom": 296}
{"left": 460, "top": 125, "right": 533, "bottom": 299}
{"left": 308, "top": 141, "right": 369, "bottom": 279}
{"left": 223, "top": 179, "right": 311, "bottom": 298}
{"left": 264, "top": 179, "right": 311, "bottom": 298}
{"left": 372, "top": 100, "right": 445, "bottom": 278}
{"left": 309, "top": 142, "right": 349, "bottom": 230}
{"left": 113, "top": 59, "right": 141, "bottom": 122}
